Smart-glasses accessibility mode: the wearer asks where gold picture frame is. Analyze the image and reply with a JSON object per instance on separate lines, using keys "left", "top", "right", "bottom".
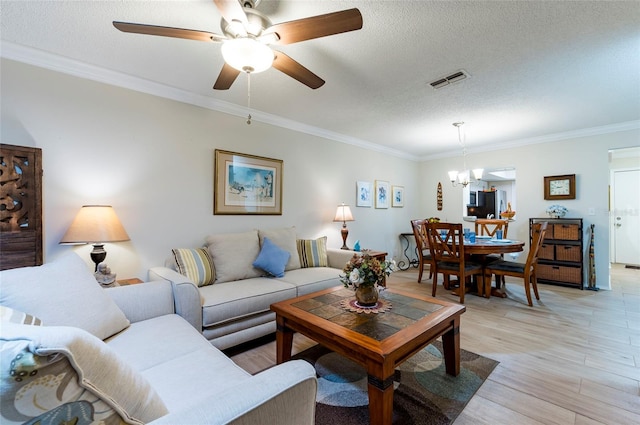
{"left": 544, "top": 174, "right": 576, "bottom": 200}
{"left": 214, "top": 150, "right": 283, "bottom": 215}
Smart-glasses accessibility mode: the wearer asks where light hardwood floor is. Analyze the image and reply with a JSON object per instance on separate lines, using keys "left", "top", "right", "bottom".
{"left": 229, "top": 264, "right": 640, "bottom": 424}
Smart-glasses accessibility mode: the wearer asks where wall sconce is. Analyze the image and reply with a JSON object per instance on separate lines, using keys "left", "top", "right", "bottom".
{"left": 333, "top": 203, "right": 354, "bottom": 250}
{"left": 60, "top": 205, "right": 130, "bottom": 272}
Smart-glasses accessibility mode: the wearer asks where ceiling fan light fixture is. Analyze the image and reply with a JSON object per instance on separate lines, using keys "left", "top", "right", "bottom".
{"left": 221, "top": 38, "right": 273, "bottom": 73}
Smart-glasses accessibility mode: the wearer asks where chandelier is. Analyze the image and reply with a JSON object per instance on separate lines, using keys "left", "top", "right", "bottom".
{"left": 448, "top": 122, "right": 483, "bottom": 187}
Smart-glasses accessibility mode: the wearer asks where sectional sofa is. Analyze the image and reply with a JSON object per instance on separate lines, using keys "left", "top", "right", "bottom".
{"left": 149, "top": 227, "right": 354, "bottom": 350}
{"left": 0, "top": 253, "right": 317, "bottom": 425}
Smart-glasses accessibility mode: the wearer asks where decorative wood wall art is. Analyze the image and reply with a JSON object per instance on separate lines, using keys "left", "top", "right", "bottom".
{"left": 214, "top": 150, "right": 283, "bottom": 215}
{"left": 437, "top": 182, "right": 443, "bottom": 210}
{"left": 0, "top": 144, "right": 43, "bottom": 270}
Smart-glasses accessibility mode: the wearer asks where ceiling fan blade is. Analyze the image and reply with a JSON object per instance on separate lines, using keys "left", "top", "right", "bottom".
{"left": 267, "top": 8, "right": 362, "bottom": 45}
{"left": 213, "top": 0, "right": 249, "bottom": 26}
{"left": 272, "top": 51, "right": 325, "bottom": 89}
{"left": 113, "top": 21, "right": 225, "bottom": 42}
{"left": 213, "top": 63, "right": 241, "bottom": 90}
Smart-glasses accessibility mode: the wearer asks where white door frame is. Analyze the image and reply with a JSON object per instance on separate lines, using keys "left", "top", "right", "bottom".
{"left": 609, "top": 167, "right": 640, "bottom": 265}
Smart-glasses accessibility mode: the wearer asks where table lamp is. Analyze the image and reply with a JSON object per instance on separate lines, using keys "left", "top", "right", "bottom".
{"left": 333, "top": 203, "right": 354, "bottom": 250}
{"left": 60, "top": 205, "right": 130, "bottom": 271}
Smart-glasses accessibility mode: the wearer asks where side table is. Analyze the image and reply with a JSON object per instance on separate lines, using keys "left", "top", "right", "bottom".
{"left": 398, "top": 233, "right": 419, "bottom": 270}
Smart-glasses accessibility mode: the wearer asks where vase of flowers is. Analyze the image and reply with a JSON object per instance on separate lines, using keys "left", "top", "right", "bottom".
{"left": 340, "top": 251, "right": 395, "bottom": 307}
{"left": 546, "top": 204, "right": 568, "bottom": 218}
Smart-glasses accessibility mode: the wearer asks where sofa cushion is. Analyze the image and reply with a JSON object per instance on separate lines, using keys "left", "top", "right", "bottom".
{"left": 258, "top": 226, "right": 301, "bottom": 271}
{"left": 0, "top": 306, "right": 43, "bottom": 326}
{"left": 105, "top": 314, "right": 251, "bottom": 413}
{"left": 275, "top": 267, "right": 342, "bottom": 296}
{"left": 0, "top": 323, "right": 168, "bottom": 425}
{"left": 0, "top": 253, "right": 130, "bottom": 340}
{"left": 172, "top": 248, "right": 215, "bottom": 287}
{"left": 198, "top": 278, "right": 297, "bottom": 328}
{"left": 206, "top": 230, "right": 262, "bottom": 283}
{"left": 297, "top": 236, "right": 329, "bottom": 268}
{"left": 252, "top": 237, "right": 290, "bottom": 278}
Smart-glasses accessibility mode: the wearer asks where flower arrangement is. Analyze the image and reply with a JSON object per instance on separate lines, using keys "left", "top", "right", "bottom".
{"left": 340, "top": 251, "right": 396, "bottom": 289}
{"left": 427, "top": 217, "right": 440, "bottom": 223}
{"left": 546, "top": 204, "right": 568, "bottom": 218}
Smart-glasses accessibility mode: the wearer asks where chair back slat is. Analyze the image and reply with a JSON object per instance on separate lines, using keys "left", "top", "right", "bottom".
{"left": 475, "top": 219, "right": 509, "bottom": 238}
{"left": 411, "top": 219, "right": 429, "bottom": 251}
{"left": 426, "top": 222, "right": 464, "bottom": 263}
{"left": 526, "top": 222, "right": 549, "bottom": 272}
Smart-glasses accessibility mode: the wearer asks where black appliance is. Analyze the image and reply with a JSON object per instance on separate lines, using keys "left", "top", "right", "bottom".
{"left": 467, "top": 190, "right": 507, "bottom": 218}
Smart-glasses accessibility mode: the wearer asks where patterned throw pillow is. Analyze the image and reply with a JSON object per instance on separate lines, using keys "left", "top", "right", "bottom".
{"left": 297, "top": 236, "right": 329, "bottom": 268}
{"left": 0, "top": 306, "right": 42, "bottom": 326}
{"left": 172, "top": 248, "right": 216, "bottom": 287}
{"left": 252, "top": 237, "right": 290, "bottom": 278}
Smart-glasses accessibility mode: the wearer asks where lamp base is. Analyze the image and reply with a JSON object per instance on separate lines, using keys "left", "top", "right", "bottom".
{"left": 90, "top": 244, "right": 107, "bottom": 272}
{"left": 340, "top": 226, "right": 349, "bottom": 250}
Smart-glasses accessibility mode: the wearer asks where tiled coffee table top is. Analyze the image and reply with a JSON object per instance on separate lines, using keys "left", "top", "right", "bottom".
{"left": 292, "top": 287, "right": 444, "bottom": 341}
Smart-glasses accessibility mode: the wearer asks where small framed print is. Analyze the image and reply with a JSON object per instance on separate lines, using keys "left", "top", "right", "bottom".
{"left": 544, "top": 174, "right": 576, "bottom": 200}
{"left": 392, "top": 185, "right": 404, "bottom": 207}
{"left": 356, "top": 181, "right": 372, "bottom": 207}
{"left": 375, "top": 180, "right": 390, "bottom": 209}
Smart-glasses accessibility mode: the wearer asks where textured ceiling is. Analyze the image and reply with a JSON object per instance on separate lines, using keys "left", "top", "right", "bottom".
{"left": 2, "top": 0, "right": 639, "bottom": 160}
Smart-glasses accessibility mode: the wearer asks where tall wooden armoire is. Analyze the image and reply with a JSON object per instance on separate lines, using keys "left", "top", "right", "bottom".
{"left": 0, "top": 144, "right": 43, "bottom": 270}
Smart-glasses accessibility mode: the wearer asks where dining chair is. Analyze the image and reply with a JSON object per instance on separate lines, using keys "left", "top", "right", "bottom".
{"left": 410, "top": 219, "right": 434, "bottom": 283}
{"left": 484, "top": 222, "right": 548, "bottom": 306}
{"left": 474, "top": 218, "right": 510, "bottom": 285}
{"left": 426, "top": 222, "right": 485, "bottom": 304}
{"left": 474, "top": 218, "right": 510, "bottom": 239}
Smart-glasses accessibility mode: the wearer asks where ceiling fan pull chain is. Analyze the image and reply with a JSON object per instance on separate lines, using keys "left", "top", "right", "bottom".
{"left": 246, "top": 72, "right": 252, "bottom": 125}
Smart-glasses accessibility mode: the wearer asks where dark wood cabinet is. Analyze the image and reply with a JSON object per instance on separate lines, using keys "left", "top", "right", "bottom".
{"left": 530, "top": 217, "right": 583, "bottom": 289}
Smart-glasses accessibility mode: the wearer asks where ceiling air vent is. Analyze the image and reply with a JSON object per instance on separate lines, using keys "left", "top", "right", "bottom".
{"left": 429, "top": 70, "right": 469, "bottom": 89}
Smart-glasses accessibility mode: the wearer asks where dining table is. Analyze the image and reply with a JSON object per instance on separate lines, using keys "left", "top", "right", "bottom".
{"left": 463, "top": 236, "right": 525, "bottom": 298}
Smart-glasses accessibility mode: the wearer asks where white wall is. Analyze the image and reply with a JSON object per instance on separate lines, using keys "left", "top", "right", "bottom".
{"left": 420, "top": 131, "right": 640, "bottom": 290}
{"left": 2, "top": 59, "right": 638, "bottom": 290}
{"left": 1, "top": 59, "right": 420, "bottom": 278}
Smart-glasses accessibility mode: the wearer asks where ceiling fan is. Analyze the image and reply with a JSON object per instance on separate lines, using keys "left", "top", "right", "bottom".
{"left": 113, "top": 0, "right": 363, "bottom": 90}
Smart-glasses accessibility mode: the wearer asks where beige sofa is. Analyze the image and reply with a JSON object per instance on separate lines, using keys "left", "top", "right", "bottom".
{"left": 0, "top": 253, "right": 317, "bottom": 425}
{"left": 149, "top": 227, "right": 354, "bottom": 350}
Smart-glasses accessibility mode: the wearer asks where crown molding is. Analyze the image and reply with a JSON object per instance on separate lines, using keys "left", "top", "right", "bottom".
{"left": 3, "top": 42, "right": 636, "bottom": 164}
{"left": 1, "top": 41, "right": 417, "bottom": 161}
{"left": 421, "top": 120, "right": 640, "bottom": 161}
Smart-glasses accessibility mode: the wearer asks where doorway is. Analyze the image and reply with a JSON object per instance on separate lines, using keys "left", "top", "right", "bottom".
{"left": 609, "top": 148, "right": 640, "bottom": 267}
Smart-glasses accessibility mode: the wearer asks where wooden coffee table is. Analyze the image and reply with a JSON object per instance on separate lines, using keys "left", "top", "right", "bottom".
{"left": 271, "top": 286, "right": 465, "bottom": 425}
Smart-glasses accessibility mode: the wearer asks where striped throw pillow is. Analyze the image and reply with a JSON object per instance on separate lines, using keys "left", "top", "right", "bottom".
{"left": 172, "top": 248, "right": 216, "bottom": 286}
{"left": 297, "top": 236, "right": 328, "bottom": 268}
{"left": 0, "top": 306, "right": 42, "bottom": 326}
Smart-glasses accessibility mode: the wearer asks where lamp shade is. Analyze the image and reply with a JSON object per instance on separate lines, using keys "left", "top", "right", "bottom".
{"left": 60, "top": 205, "right": 130, "bottom": 244}
{"left": 333, "top": 204, "right": 354, "bottom": 222}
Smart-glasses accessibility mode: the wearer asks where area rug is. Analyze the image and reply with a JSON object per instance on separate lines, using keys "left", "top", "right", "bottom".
{"left": 292, "top": 341, "right": 498, "bottom": 425}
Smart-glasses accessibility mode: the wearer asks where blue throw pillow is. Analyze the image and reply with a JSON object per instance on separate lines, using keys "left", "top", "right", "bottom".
{"left": 253, "top": 237, "right": 291, "bottom": 278}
